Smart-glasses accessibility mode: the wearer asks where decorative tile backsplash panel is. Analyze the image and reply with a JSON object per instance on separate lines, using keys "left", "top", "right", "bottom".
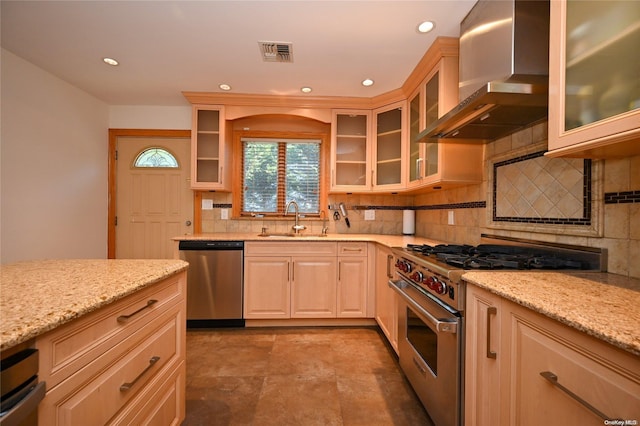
{"left": 493, "top": 151, "right": 591, "bottom": 225}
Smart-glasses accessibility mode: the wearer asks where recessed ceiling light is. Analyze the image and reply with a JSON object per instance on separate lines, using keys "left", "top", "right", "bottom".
{"left": 301, "top": 87, "right": 312, "bottom": 93}
{"left": 102, "top": 57, "right": 119, "bottom": 66}
{"left": 417, "top": 21, "right": 435, "bottom": 33}
{"left": 219, "top": 84, "right": 232, "bottom": 91}
{"left": 362, "top": 79, "right": 374, "bottom": 87}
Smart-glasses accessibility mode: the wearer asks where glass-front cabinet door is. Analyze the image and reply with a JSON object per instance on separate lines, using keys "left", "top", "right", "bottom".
{"left": 373, "top": 102, "right": 405, "bottom": 191}
{"left": 423, "top": 71, "right": 440, "bottom": 180}
{"left": 330, "top": 110, "right": 371, "bottom": 192}
{"left": 547, "top": 0, "right": 640, "bottom": 157}
{"left": 191, "top": 105, "right": 230, "bottom": 190}
{"left": 408, "top": 90, "right": 422, "bottom": 186}
{"left": 407, "top": 71, "right": 441, "bottom": 189}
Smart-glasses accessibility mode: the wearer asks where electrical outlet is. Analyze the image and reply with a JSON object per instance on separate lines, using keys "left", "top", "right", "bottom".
{"left": 202, "top": 199, "right": 214, "bottom": 210}
{"left": 364, "top": 210, "right": 375, "bottom": 221}
{"left": 220, "top": 208, "right": 229, "bottom": 220}
{"left": 448, "top": 210, "right": 454, "bottom": 225}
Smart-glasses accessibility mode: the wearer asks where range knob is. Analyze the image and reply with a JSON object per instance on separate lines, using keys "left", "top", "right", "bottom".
{"left": 411, "top": 271, "right": 424, "bottom": 283}
{"left": 426, "top": 276, "right": 438, "bottom": 291}
{"left": 435, "top": 280, "right": 448, "bottom": 295}
{"left": 395, "top": 259, "right": 412, "bottom": 273}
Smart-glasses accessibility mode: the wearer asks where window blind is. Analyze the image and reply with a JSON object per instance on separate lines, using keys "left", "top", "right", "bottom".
{"left": 242, "top": 139, "right": 320, "bottom": 214}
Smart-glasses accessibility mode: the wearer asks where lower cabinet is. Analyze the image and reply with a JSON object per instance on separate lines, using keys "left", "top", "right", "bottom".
{"left": 464, "top": 284, "right": 502, "bottom": 425}
{"left": 244, "top": 241, "right": 370, "bottom": 320}
{"left": 291, "top": 256, "right": 337, "bottom": 318}
{"left": 36, "top": 272, "right": 186, "bottom": 426}
{"left": 337, "top": 242, "right": 368, "bottom": 318}
{"left": 244, "top": 256, "right": 291, "bottom": 318}
{"left": 374, "top": 244, "right": 397, "bottom": 353}
{"left": 465, "top": 284, "right": 640, "bottom": 425}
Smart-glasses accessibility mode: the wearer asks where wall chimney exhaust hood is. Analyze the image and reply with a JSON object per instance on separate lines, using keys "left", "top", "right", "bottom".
{"left": 417, "top": 0, "right": 550, "bottom": 144}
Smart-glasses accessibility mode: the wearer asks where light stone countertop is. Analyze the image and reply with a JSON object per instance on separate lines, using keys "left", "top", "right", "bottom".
{"left": 462, "top": 271, "right": 640, "bottom": 356}
{"left": 173, "top": 232, "right": 442, "bottom": 248}
{"left": 0, "top": 259, "right": 188, "bottom": 351}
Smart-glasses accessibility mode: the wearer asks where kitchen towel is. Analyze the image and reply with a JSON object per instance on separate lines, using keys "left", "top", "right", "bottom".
{"left": 403, "top": 210, "right": 415, "bottom": 235}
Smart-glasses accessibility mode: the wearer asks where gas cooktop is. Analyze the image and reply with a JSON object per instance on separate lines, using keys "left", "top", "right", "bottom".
{"left": 398, "top": 235, "right": 606, "bottom": 273}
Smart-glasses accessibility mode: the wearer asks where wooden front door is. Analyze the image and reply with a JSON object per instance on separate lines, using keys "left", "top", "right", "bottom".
{"left": 115, "top": 135, "right": 192, "bottom": 259}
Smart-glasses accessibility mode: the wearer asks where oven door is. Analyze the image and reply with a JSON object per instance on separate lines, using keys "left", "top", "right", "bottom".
{"left": 389, "top": 278, "right": 462, "bottom": 426}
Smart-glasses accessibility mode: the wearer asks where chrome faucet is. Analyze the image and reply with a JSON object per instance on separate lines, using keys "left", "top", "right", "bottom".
{"left": 285, "top": 201, "right": 306, "bottom": 234}
{"left": 320, "top": 210, "right": 329, "bottom": 235}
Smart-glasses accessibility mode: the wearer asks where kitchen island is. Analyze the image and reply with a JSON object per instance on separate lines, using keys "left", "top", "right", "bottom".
{"left": 0, "top": 258, "right": 188, "bottom": 351}
{"left": 0, "top": 258, "right": 188, "bottom": 425}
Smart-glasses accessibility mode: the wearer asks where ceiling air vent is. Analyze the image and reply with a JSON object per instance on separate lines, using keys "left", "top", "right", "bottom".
{"left": 258, "top": 41, "right": 293, "bottom": 63}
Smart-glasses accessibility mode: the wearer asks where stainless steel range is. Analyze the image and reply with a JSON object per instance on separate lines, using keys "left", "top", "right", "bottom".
{"left": 389, "top": 234, "right": 605, "bottom": 426}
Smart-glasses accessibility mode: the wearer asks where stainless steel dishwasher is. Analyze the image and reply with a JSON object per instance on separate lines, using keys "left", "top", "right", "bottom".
{"left": 178, "top": 240, "right": 244, "bottom": 328}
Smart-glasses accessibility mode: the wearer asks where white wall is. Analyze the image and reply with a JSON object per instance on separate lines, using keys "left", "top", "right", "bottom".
{"left": 1, "top": 49, "right": 109, "bottom": 263}
{"left": 109, "top": 105, "right": 191, "bottom": 129}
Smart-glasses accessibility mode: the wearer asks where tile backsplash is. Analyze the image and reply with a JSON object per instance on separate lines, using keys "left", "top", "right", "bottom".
{"left": 199, "top": 122, "right": 639, "bottom": 278}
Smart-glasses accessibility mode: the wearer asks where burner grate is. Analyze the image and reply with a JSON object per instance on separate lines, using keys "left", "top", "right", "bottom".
{"left": 407, "top": 243, "right": 595, "bottom": 271}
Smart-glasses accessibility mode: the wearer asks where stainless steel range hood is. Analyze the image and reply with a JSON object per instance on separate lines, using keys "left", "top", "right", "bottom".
{"left": 417, "top": 0, "right": 550, "bottom": 144}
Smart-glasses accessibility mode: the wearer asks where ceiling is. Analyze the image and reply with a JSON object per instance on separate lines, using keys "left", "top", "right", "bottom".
{"left": 1, "top": 1, "right": 477, "bottom": 106}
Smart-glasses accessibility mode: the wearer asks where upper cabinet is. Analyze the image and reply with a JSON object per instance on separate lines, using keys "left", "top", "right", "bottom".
{"left": 406, "top": 43, "right": 484, "bottom": 192}
{"left": 547, "top": 0, "right": 640, "bottom": 158}
{"left": 373, "top": 101, "right": 405, "bottom": 192}
{"left": 190, "top": 105, "right": 232, "bottom": 191}
{"left": 330, "top": 103, "right": 406, "bottom": 193}
{"left": 330, "top": 110, "right": 372, "bottom": 192}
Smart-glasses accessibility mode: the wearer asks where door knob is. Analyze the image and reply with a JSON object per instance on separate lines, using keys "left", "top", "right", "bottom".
{"left": 185, "top": 220, "right": 192, "bottom": 226}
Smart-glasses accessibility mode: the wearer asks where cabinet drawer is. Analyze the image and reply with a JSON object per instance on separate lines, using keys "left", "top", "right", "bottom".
{"left": 37, "top": 273, "right": 184, "bottom": 389}
{"left": 337, "top": 242, "right": 367, "bottom": 256}
{"left": 245, "top": 241, "right": 337, "bottom": 256}
{"left": 40, "top": 305, "right": 183, "bottom": 425}
{"left": 110, "top": 361, "right": 185, "bottom": 426}
{"left": 508, "top": 308, "right": 640, "bottom": 424}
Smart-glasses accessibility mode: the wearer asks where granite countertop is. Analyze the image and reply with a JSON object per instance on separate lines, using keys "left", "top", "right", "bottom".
{"left": 0, "top": 259, "right": 188, "bottom": 351}
{"left": 462, "top": 271, "right": 640, "bottom": 356}
{"left": 173, "top": 232, "right": 442, "bottom": 248}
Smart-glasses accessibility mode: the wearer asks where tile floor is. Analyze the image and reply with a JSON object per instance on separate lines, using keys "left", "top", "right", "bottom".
{"left": 183, "top": 327, "right": 433, "bottom": 425}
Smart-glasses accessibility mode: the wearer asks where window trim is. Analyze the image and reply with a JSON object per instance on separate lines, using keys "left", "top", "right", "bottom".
{"left": 232, "top": 130, "right": 329, "bottom": 219}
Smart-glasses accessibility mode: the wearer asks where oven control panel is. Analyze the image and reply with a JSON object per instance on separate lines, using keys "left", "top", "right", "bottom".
{"left": 394, "top": 257, "right": 459, "bottom": 308}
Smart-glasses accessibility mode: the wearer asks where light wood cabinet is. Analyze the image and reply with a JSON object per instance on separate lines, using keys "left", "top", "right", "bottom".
{"left": 330, "top": 110, "right": 372, "bottom": 192}
{"left": 244, "top": 242, "right": 370, "bottom": 320}
{"left": 291, "top": 256, "right": 337, "bottom": 318}
{"left": 244, "top": 256, "right": 291, "bottom": 319}
{"left": 190, "top": 105, "right": 232, "bottom": 190}
{"left": 547, "top": 0, "right": 640, "bottom": 158}
{"left": 374, "top": 244, "right": 397, "bottom": 354}
{"left": 336, "top": 242, "right": 368, "bottom": 318}
{"left": 405, "top": 46, "right": 484, "bottom": 192}
{"left": 464, "top": 284, "right": 503, "bottom": 425}
{"left": 243, "top": 242, "right": 338, "bottom": 319}
{"left": 372, "top": 102, "right": 405, "bottom": 191}
{"left": 465, "top": 284, "right": 640, "bottom": 425}
{"left": 37, "top": 272, "right": 186, "bottom": 426}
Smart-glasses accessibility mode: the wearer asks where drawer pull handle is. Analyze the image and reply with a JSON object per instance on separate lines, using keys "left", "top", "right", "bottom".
{"left": 117, "top": 299, "right": 158, "bottom": 323}
{"left": 120, "top": 356, "right": 160, "bottom": 391}
{"left": 540, "top": 371, "right": 609, "bottom": 420}
{"left": 486, "top": 306, "right": 497, "bottom": 359}
{"left": 386, "top": 254, "right": 393, "bottom": 278}
{"left": 343, "top": 248, "right": 362, "bottom": 252}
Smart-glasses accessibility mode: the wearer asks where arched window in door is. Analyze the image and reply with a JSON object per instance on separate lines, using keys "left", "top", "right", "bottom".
{"left": 133, "top": 147, "right": 179, "bottom": 168}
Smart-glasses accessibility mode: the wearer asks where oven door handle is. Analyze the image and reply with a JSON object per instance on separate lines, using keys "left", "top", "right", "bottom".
{"left": 389, "top": 279, "right": 458, "bottom": 334}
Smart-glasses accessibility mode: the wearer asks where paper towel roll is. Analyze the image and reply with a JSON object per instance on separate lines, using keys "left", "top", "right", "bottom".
{"left": 403, "top": 210, "right": 415, "bottom": 235}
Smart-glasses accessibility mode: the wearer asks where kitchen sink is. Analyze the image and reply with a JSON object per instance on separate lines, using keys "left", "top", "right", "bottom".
{"left": 258, "top": 232, "right": 328, "bottom": 238}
